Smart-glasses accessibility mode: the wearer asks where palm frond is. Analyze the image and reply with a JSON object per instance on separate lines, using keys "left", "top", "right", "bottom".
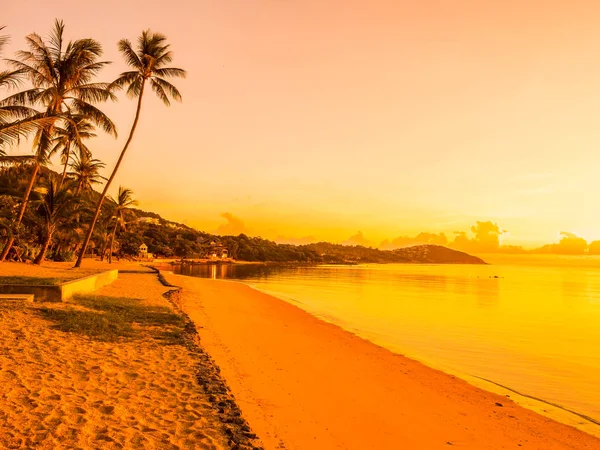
{"left": 125, "top": 78, "right": 143, "bottom": 99}
{"left": 67, "top": 83, "right": 117, "bottom": 103}
{"left": 48, "top": 19, "right": 65, "bottom": 63}
{"left": 0, "top": 114, "right": 55, "bottom": 148}
{"left": 117, "top": 39, "right": 142, "bottom": 69}
{"left": 0, "top": 26, "right": 8, "bottom": 55}
{"left": 0, "top": 87, "right": 42, "bottom": 106}
{"left": 149, "top": 79, "right": 170, "bottom": 106}
{"left": 110, "top": 71, "right": 140, "bottom": 91}
{"left": 0, "top": 69, "right": 26, "bottom": 90}
{"left": 151, "top": 77, "right": 182, "bottom": 103}
{"left": 70, "top": 99, "right": 117, "bottom": 137}
{"left": 152, "top": 67, "right": 186, "bottom": 79}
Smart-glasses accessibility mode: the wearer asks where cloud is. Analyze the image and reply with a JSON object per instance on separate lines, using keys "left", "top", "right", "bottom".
{"left": 448, "top": 221, "right": 505, "bottom": 253}
{"left": 531, "top": 231, "right": 588, "bottom": 255}
{"left": 215, "top": 212, "right": 246, "bottom": 235}
{"left": 380, "top": 232, "right": 448, "bottom": 250}
{"left": 343, "top": 231, "right": 371, "bottom": 247}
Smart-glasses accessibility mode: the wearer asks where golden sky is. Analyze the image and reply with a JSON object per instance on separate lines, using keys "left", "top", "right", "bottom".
{"left": 4, "top": 1, "right": 600, "bottom": 247}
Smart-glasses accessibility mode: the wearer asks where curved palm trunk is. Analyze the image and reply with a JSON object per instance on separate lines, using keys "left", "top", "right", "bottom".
{"left": 108, "top": 220, "right": 118, "bottom": 264}
{"left": 74, "top": 82, "right": 146, "bottom": 268}
{"left": 100, "top": 235, "right": 108, "bottom": 261}
{"left": 0, "top": 163, "right": 40, "bottom": 262}
{"left": 59, "top": 143, "right": 71, "bottom": 186}
{"left": 34, "top": 228, "right": 53, "bottom": 265}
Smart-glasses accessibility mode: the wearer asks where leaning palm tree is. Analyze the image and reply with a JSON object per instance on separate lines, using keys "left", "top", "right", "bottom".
{"left": 0, "top": 20, "right": 117, "bottom": 261}
{"left": 74, "top": 30, "right": 185, "bottom": 267}
{"left": 106, "top": 186, "right": 137, "bottom": 263}
{"left": 50, "top": 115, "right": 97, "bottom": 185}
{"left": 68, "top": 153, "right": 106, "bottom": 195}
{"left": 32, "top": 177, "right": 79, "bottom": 265}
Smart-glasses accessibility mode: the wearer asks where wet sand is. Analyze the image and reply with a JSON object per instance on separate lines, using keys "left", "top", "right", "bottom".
{"left": 0, "top": 262, "right": 259, "bottom": 449}
{"left": 162, "top": 272, "right": 600, "bottom": 450}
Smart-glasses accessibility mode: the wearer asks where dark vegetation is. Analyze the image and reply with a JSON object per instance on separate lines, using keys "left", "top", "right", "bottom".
{"left": 37, "top": 293, "right": 187, "bottom": 343}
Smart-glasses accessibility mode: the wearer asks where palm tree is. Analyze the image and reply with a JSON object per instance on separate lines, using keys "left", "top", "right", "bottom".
{"left": 0, "top": 26, "right": 48, "bottom": 150}
{"left": 74, "top": 30, "right": 185, "bottom": 267}
{"left": 51, "top": 115, "right": 97, "bottom": 185}
{"left": 0, "top": 20, "right": 117, "bottom": 262}
{"left": 32, "top": 177, "right": 78, "bottom": 265}
{"left": 106, "top": 186, "right": 137, "bottom": 263}
{"left": 68, "top": 153, "right": 106, "bottom": 195}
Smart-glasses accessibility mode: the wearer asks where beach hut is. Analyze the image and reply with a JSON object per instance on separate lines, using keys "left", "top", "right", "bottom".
{"left": 138, "top": 243, "right": 148, "bottom": 258}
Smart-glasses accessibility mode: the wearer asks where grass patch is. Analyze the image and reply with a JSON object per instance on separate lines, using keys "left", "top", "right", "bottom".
{"left": 0, "top": 276, "right": 64, "bottom": 286}
{"left": 37, "top": 294, "right": 187, "bottom": 344}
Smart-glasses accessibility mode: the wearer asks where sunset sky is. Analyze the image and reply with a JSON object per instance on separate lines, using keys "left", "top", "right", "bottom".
{"left": 4, "top": 0, "right": 600, "bottom": 248}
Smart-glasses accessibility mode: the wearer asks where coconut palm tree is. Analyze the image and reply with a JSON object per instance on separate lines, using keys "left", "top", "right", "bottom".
{"left": 0, "top": 26, "right": 48, "bottom": 150}
{"left": 32, "top": 177, "right": 79, "bottom": 265}
{"left": 74, "top": 30, "right": 185, "bottom": 267}
{"left": 50, "top": 115, "right": 97, "bottom": 185}
{"left": 106, "top": 186, "right": 137, "bottom": 263}
{"left": 0, "top": 20, "right": 117, "bottom": 261}
{"left": 68, "top": 153, "right": 106, "bottom": 195}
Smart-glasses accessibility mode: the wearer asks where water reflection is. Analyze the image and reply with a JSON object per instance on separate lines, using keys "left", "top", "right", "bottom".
{"left": 174, "top": 263, "right": 300, "bottom": 280}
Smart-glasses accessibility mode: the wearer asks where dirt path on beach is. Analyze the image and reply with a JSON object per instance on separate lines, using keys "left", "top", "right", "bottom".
{"left": 163, "top": 272, "right": 600, "bottom": 450}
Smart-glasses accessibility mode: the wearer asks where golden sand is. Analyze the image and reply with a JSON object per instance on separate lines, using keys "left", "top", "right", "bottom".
{"left": 163, "top": 272, "right": 600, "bottom": 450}
{"left": 0, "top": 263, "right": 240, "bottom": 449}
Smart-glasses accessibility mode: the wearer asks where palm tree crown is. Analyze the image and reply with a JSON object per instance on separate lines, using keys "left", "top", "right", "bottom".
{"left": 50, "top": 115, "right": 97, "bottom": 182}
{"left": 3, "top": 19, "right": 116, "bottom": 161}
{"left": 111, "top": 30, "right": 186, "bottom": 105}
{"left": 68, "top": 153, "right": 105, "bottom": 195}
{"left": 110, "top": 186, "right": 138, "bottom": 225}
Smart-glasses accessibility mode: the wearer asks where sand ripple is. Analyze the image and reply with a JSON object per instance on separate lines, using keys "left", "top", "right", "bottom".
{"left": 0, "top": 273, "right": 230, "bottom": 449}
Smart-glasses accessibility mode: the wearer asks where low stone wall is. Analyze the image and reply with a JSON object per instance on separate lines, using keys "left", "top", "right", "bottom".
{"left": 60, "top": 269, "right": 118, "bottom": 301}
{"left": 0, "top": 269, "right": 118, "bottom": 302}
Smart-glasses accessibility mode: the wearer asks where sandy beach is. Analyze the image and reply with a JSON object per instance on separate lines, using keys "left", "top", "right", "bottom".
{"left": 162, "top": 271, "right": 600, "bottom": 450}
{"left": 0, "top": 261, "right": 260, "bottom": 449}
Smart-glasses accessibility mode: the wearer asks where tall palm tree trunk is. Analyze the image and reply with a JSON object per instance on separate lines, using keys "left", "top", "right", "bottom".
{"left": 0, "top": 163, "right": 40, "bottom": 262}
{"left": 108, "top": 220, "right": 118, "bottom": 264}
{"left": 74, "top": 83, "right": 146, "bottom": 268}
{"left": 100, "top": 234, "right": 108, "bottom": 261}
{"left": 59, "top": 143, "right": 71, "bottom": 186}
{"left": 34, "top": 228, "right": 53, "bottom": 265}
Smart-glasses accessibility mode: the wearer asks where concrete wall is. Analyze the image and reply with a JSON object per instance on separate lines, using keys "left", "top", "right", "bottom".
{"left": 0, "top": 284, "right": 62, "bottom": 302}
{"left": 60, "top": 269, "right": 118, "bottom": 301}
{"left": 0, "top": 269, "right": 118, "bottom": 302}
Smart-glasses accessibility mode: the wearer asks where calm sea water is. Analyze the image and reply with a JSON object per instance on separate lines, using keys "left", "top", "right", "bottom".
{"left": 174, "top": 255, "right": 600, "bottom": 426}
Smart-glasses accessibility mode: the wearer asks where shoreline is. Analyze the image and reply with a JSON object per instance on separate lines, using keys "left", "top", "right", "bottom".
{"left": 162, "top": 270, "right": 600, "bottom": 449}
{"left": 242, "top": 282, "right": 600, "bottom": 438}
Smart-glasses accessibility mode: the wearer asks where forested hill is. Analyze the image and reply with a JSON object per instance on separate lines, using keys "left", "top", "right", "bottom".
{"left": 127, "top": 208, "right": 486, "bottom": 264}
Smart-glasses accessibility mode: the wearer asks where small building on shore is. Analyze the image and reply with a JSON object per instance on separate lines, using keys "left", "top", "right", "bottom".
{"left": 197, "top": 239, "right": 229, "bottom": 259}
{"left": 138, "top": 243, "right": 153, "bottom": 259}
